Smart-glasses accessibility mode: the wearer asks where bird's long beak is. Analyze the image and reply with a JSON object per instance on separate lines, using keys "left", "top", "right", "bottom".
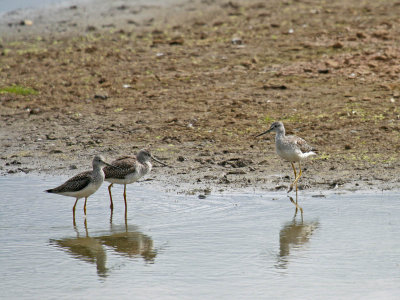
{"left": 254, "top": 128, "right": 272, "bottom": 138}
{"left": 151, "top": 155, "right": 169, "bottom": 167}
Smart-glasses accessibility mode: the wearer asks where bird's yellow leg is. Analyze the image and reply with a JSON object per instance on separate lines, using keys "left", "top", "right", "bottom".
{"left": 289, "top": 196, "right": 298, "bottom": 212}
{"left": 296, "top": 192, "right": 303, "bottom": 216}
{"left": 83, "top": 197, "right": 87, "bottom": 215}
{"left": 288, "top": 162, "right": 297, "bottom": 193}
{"left": 292, "top": 162, "right": 303, "bottom": 194}
{"left": 288, "top": 196, "right": 303, "bottom": 215}
{"left": 72, "top": 198, "right": 78, "bottom": 226}
{"left": 291, "top": 163, "right": 304, "bottom": 209}
{"left": 84, "top": 218, "right": 88, "bottom": 236}
{"left": 123, "top": 184, "right": 127, "bottom": 210}
{"left": 291, "top": 162, "right": 297, "bottom": 178}
{"left": 108, "top": 183, "right": 114, "bottom": 210}
{"left": 124, "top": 184, "right": 128, "bottom": 220}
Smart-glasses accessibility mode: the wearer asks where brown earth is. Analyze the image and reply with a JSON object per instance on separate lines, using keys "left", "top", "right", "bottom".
{"left": 1, "top": 0, "right": 399, "bottom": 194}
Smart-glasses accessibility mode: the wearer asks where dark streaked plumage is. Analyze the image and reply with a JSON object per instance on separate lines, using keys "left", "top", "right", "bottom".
{"left": 46, "top": 155, "right": 114, "bottom": 223}
{"left": 104, "top": 156, "right": 141, "bottom": 180}
{"left": 47, "top": 171, "right": 92, "bottom": 195}
{"left": 103, "top": 149, "right": 168, "bottom": 215}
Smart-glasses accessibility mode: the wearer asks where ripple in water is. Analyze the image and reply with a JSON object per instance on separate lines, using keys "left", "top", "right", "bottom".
{"left": 0, "top": 176, "right": 399, "bottom": 299}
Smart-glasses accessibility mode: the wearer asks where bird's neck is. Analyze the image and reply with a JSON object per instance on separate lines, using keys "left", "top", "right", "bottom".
{"left": 138, "top": 158, "right": 149, "bottom": 165}
{"left": 93, "top": 165, "right": 105, "bottom": 178}
{"left": 138, "top": 160, "right": 152, "bottom": 169}
{"left": 275, "top": 130, "right": 285, "bottom": 140}
{"left": 145, "top": 161, "right": 152, "bottom": 171}
{"left": 137, "top": 161, "right": 152, "bottom": 176}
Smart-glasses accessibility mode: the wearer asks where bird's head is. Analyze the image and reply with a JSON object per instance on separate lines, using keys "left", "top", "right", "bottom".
{"left": 93, "top": 155, "right": 114, "bottom": 168}
{"left": 254, "top": 121, "right": 285, "bottom": 138}
{"left": 137, "top": 149, "right": 169, "bottom": 166}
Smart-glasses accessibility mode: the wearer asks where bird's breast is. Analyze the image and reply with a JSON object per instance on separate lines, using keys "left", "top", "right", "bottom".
{"left": 276, "top": 142, "right": 301, "bottom": 162}
{"left": 122, "top": 162, "right": 152, "bottom": 184}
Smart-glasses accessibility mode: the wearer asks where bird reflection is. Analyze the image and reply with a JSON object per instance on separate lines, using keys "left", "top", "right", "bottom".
{"left": 50, "top": 220, "right": 108, "bottom": 277}
{"left": 98, "top": 220, "right": 157, "bottom": 263}
{"left": 49, "top": 217, "right": 157, "bottom": 278}
{"left": 289, "top": 195, "right": 303, "bottom": 218}
{"left": 276, "top": 211, "right": 319, "bottom": 269}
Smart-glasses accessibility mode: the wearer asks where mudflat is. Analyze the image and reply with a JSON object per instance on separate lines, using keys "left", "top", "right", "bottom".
{"left": 1, "top": 0, "right": 399, "bottom": 193}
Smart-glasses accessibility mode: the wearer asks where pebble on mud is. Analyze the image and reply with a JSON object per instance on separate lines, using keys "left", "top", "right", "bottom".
{"left": 94, "top": 94, "right": 109, "bottom": 100}
{"left": 356, "top": 32, "right": 367, "bottom": 39}
{"left": 49, "top": 149, "right": 63, "bottom": 154}
{"left": 28, "top": 108, "right": 41, "bottom": 115}
{"left": 318, "top": 69, "right": 330, "bottom": 74}
{"left": 263, "top": 84, "right": 287, "bottom": 90}
{"left": 332, "top": 41, "right": 343, "bottom": 49}
{"left": 45, "top": 134, "right": 57, "bottom": 140}
{"left": 219, "top": 158, "right": 252, "bottom": 168}
{"left": 227, "top": 170, "right": 247, "bottom": 175}
{"left": 20, "top": 20, "right": 33, "bottom": 26}
{"left": 169, "top": 36, "right": 184, "bottom": 45}
{"left": 86, "top": 25, "right": 97, "bottom": 32}
{"left": 274, "top": 185, "right": 287, "bottom": 190}
{"left": 231, "top": 37, "right": 243, "bottom": 45}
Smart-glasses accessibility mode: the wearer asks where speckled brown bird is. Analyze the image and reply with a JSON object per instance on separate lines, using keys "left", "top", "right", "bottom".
{"left": 103, "top": 149, "right": 168, "bottom": 214}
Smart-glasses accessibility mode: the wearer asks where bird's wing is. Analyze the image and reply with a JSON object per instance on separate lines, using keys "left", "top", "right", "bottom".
{"left": 112, "top": 156, "right": 135, "bottom": 163}
{"left": 288, "top": 135, "right": 315, "bottom": 153}
{"left": 104, "top": 156, "right": 137, "bottom": 179}
{"left": 50, "top": 171, "right": 92, "bottom": 193}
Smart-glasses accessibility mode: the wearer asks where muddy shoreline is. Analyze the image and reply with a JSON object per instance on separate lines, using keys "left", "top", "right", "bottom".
{"left": 1, "top": 0, "right": 399, "bottom": 194}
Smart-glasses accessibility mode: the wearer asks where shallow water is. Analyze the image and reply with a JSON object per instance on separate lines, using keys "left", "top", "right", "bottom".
{"left": 0, "top": 175, "right": 399, "bottom": 299}
{"left": 0, "top": 0, "right": 170, "bottom": 15}
{"left": 0, "top": 0, "right": 66, "bottom": 14}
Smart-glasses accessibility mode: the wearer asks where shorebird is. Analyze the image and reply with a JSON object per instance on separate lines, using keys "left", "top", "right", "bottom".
{"left": 103, "top": 149, "right": 168, "bottom": 215}
{"left": 255, "top": 122, "right": 316, "bottom": 211}
{"left": 46, "top": 155, "right": 116, "bottom": 221}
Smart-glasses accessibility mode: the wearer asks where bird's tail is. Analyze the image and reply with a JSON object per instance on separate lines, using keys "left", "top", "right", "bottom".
{"left": 45, "top": 189, "right": 55, "bottom": 193}
{"left": 304, "top": 151, "right": 317, "bottom": 158}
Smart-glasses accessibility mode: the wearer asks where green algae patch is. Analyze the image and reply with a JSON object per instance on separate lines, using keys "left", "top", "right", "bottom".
{"left": 0, "top": 85, "right": 38, "bottom": 96}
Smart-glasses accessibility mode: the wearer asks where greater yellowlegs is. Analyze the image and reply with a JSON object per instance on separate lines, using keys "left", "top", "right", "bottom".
{"left": 46, "top": 155, "right": 115, "bottom": 221}
{"left": 103, "top": 149, "right": 168, "bottom": 215}
{"left": 255, "top": 122, "right": 316, "bottom": 211}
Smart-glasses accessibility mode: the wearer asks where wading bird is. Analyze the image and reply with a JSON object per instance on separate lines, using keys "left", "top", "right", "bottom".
{"left": 255, "top": 122, "right": 317, "bottom": 212}
{"left": 46, "top": 155, "right": 116, "bottom": 222}
{"left": 103, "top": 149, "right": 168, "bottom": 216}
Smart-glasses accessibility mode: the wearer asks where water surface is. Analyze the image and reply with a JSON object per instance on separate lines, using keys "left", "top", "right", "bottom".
{"left": 0, "top": 0, "right": 68, "bottom": 14}
{"left": 0, "top": 176, "right": 399, "bottom": 299}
